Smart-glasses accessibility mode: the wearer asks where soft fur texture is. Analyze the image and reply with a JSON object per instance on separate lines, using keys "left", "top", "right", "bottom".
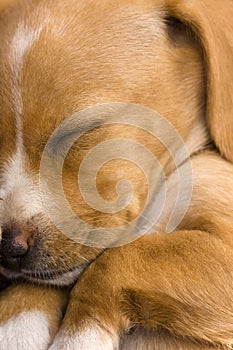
{"left": 0, "top": 0, "right": 233, "bottom": 349}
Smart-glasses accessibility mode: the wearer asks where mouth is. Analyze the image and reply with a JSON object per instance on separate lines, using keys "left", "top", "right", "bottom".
{"left": 0, "top": 263, "right": 88, "bottom": 286}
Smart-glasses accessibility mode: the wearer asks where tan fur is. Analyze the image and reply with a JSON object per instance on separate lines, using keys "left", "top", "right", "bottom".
{"left": 0, "top": 0, "right": 233, "bottom": 349}
{"left": 121, "top": 328, "right": 218, "bottom": 350}
{"left": 0, "top": 0, "right": 16, "bottom": 11}
{"left": 0, "top": 283, "right": 68, "bottom": 337}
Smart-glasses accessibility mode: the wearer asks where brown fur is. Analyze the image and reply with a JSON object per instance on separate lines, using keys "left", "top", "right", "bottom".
{"left": 0, "top": 0, "right": 233, "bottom": 349}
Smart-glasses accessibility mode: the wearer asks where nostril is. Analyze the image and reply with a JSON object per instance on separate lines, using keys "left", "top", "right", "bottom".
{"left": 0, "top": 225, "right": 30, "bottom": 272}
{"left": 3, "top": 238, "right": 28, "bottom": 257}
{"left": 1, "top": 241, "right": 28, "bottom": 272}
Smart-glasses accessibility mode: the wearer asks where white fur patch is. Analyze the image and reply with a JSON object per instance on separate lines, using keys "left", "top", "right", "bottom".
{"left": 0, "top": 22, "right": 45, "bottom": 227}
{"left": 0, "top": 311, "right": 51, "bottom": 350}
{"left": 10, "top": 22, "right": 43, "bottom": 77}
{"left": 10, "top": 22, "right": 44, "bottom": 137}
{"left": 50, "top": 326, "right": 117, "bottom": 350}
{"left": 0, "top": 150, "right": 42, "bottom": 226}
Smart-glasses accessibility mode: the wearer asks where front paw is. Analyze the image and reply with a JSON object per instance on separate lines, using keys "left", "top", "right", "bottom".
{"left": 49, "top": 325, "right": 118, "bottom": 350}
{"left": 0, "top": 284, "right": 68, "bottom": 350}
{"left": 0, "top": 311, "right": 52, "bottom": 350}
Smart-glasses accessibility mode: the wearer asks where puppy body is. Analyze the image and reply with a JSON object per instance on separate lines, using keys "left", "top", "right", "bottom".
{"left": 0, "top": 0, "right": 233, "bottom": 349}
{"left": 0, "top": 0, "right": 207, "bottom": 283}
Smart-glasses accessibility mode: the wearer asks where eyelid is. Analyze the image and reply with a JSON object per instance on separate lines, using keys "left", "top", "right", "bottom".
{"left": 47, "top": 119, "right": 103, "bottom": 157}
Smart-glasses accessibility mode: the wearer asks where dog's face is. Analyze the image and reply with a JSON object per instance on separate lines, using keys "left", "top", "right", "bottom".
{"left": 0, "top": 0, "right": 231, "bottom": 286}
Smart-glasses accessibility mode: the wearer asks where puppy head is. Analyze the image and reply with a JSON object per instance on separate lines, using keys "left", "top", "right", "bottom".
{"left": 0, "top": 0, "right": 232, "bottom": 285}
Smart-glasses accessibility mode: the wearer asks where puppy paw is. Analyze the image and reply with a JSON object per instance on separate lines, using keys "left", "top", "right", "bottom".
{"left": 0, "top": 311, "right": 52, "bottom": 350}
{"left": 0, "top": 284, "right": 69, "bottom": 350}
{"left": 49, "top": 326, "right": 118, "bottom": 350}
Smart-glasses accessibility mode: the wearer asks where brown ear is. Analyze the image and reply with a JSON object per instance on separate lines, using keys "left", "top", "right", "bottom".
{"left": 167, "top": 0, "right": 233, "bottom": 162}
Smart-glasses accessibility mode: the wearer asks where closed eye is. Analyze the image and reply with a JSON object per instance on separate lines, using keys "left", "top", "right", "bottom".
{"left": 48, "top": 119, "right": 103, "bottom": 157}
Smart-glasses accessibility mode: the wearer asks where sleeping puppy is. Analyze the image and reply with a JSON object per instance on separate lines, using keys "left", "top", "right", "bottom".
{"left": 0, "top": 0, "right": 233, "bottom": 349}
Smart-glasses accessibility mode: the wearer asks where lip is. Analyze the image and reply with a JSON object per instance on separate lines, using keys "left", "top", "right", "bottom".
{"left": 21, "top": 265, "right": 86, "bottom": 280}
{"left": 0, "top": 266, "right": 22, "bottom": 280}
{"left": 0, "top": 263, "right": 88, "bottom": 284}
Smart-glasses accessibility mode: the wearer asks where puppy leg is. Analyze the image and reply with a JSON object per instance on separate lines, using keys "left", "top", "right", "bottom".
{"left": 50, "top": 153, "right": 233, "bottom": 350}
{"left": 50, "top": 231, "right": 233, "bottom": 350}
{"left": 0, "top": 284, "right": 69, "bottom": 350}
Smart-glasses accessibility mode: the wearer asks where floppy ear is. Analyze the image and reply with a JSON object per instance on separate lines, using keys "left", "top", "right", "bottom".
{"left": 166, "top": 0, "right": 233, "bottom": 163}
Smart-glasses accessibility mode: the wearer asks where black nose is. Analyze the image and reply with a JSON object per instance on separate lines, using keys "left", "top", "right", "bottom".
{"left": 0, "top": 225, "right": 29, "bottom": 272}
